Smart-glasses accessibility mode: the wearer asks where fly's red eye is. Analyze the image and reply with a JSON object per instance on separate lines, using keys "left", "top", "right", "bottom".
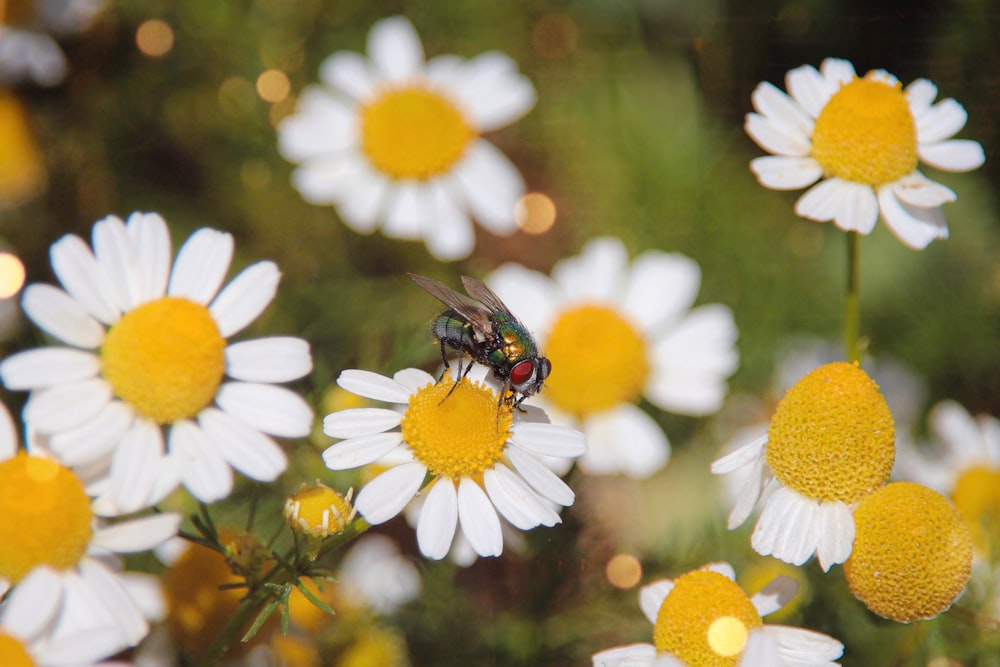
{"left": 510, "top": 360, "right": 534, "bottom": 386}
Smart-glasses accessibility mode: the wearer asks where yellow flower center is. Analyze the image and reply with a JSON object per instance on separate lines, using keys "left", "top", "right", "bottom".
{"left": 0, "top": 631, "right": 34, "bottom": 667}
{"left": 542, "top": 305, "right": 649, "bottom": 416}
{"left": 811, "top": 75, "right": 918, "bottom": 186}
{"left": 400, "top": 376, "right": 512, "bottom": 479}
{"left": 845, "top": 482, "right": 972, "bottom": 622}
{"left": 767, "top": 362, "right": 895, "bottom": 502}
{"left": 0, "top": 453, "right": 93, "bottom": 583}
{"left": 101, "top": 297, "right": 226, "bottom": 424}
{"left": 951, "top": 465, "right": 1000, "bottom": 556}
{"left": 360, "top": 85, "right": 476, "bottom": 180}
{"left": 284, "top": 482, "right": 356, "bottom": 537}
{"left": 652, "top": 569, "right": 762, "bottom": 667}
{"left": 0, "top": 91, "right": 45, "bottom": 205}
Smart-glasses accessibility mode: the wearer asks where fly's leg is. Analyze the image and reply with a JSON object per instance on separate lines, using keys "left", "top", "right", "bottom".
{"left": 439, "top": 323, "right": 475, "bottom": 405}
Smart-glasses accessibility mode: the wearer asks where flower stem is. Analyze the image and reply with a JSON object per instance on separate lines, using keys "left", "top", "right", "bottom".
{"left": 844, "top": 231, "right": 863, "bottom": 363}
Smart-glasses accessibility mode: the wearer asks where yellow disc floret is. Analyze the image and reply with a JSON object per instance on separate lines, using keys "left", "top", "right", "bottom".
{"left": 653, "top": 569, "right": 762, "bottom": 667}
{"left": 102, "top": 296, "right": 226, "bottom": 424}
{"left": 543, "top": 304, "right": 649, "bottom": 416}
{"left": 0, "top": 453, "right": 93, "bottom": 583}
{"left": 0, "top": 631, "right": 34, "bottom": 667}
{"left": 844, "top": 482, "right": 972, "bottom": 622}
{"left": 401, "top": 376, "right": 511, "bottom": 479}
{"left": 767, "top": 362, "right": 895, "bottom": 502}
{"left": 811, "top": 74, "right": 918, "bottom": 186}
{"left": 361, "top": 85, "right": 475, "bottom": 180}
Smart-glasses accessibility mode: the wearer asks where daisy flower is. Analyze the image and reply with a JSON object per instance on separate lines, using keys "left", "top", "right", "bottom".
{"left": 277, "top": 15, "right": 536, "bottom": 261}
{"left": 0, "top": 0, "right": 106, "bottom": 86}
{"left": 592, "top": 562, "right": 844, "bottom": 666}
{"left": 0, "top": 399, "right": 180, "bottom": 658}
{"left": 712, "top": 362, "right": 896, "bottom": 571}
{"left": 746, "top": 57, "right": 985, "bottom": 249}
{"left": 321, "top": 366, "right": 586, "bottom": 559}
{"left": 0, "top": 211, "right": 314, "bottom": 511}
{"left": 487, "top": 236, "right": 739, "bottom": 478}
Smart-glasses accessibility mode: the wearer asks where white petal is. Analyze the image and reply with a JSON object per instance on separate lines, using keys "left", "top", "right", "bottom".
{"left": 621, "top": 251, "right": 701, "bottom": 333}
{"left": 337, "top": 369, "right": 411, "bottom": 403}
{"left": 21, "top": 283, "right": 105, "bottom": 348}
{"left": 578, "top": 405, "right": 670, "bottom": 479}
{"left": 749, "top": 155, "right": 823, "bottom": 190}
{"left": 354, "top": 461, "right": 426, "bottom": 524}
{"left": 819, "top": 57, "right": 857, "bottom": 87}
{"left": 50, "top": 233, "right": 120, "bottom": 325}
{"left": 322, "top": 432, "right": 404, "bottom": 470}
{"left": 486, "top": 264, "right": 561, "bottom": 337}
{"left": 758, "top": 625, "right": 844, "bottom": 664}
{"left": 915, "top": 97, "right": 968, "bottom": 144}
{"left": 905, "top": 78, "right": 938, "bottom": 118}
{"left": 110, "top": 420, "right": 166, "bottom": 514}
{"left": 592, "top": 643, "right": 658, "bottom": 666}
{"left": 126, "top": 212, "right": 172, "bottom": 304}
{"left": 290, "top": 157, "right": 357, "bottom": 205}
{"left": 49, "top": 400, "right": 133, "bottom": 466}
{"left": 794, "top": 178, "right": 879, "bottom": 235}
{"left": 785, "top": 63, "right": 832, "bottom": 118}
{"left": 0, "top": 402, "right": 15, "bottom": 459}
{"left": 505, "top": 444, "right": 574, "bottom": 506}
{"left": 711, "top": 434, "right": 768, "bottom": 474}
{"left": 919, "top": 138, "right": 986, "bottom": 172}
{"left": 209, "top": 261, "right": 280, "bottom": 338}
{"left": 391, "top": 367, "right": 437, "bottom": 393}
{"left": 738, "top": 631, "right": 783, "bottom": 667}
{"left": 552, "top": 236, "right": 628, "bottom": 303}
{"left": 930, "top": 399, "right": 983, "bottom": 463}
{"left": 335, "top": 161, "right": 389, "bottom": 233}
{"left": 167, "top": 228, "right": 235, "bottom": 305}
{"left": 25, "top": 378, "right": 112, "bottom": 433}
{"left": 890, "top": 172, "right": 956, "bottom": 208}
{"left": 877, "top": 186, "right": 949, "bottom": 250}
{"left": 225, "top": 337, "right": 313, "bottom": 383}
{"left": 416, "top": 479, "right": 458, "bottom": 559}
{"left": 750, "top": 575, "right": 799, "bottom": 617}
{"left": 198, "top": 407, "right": 288, "bottom": 481}
{"left": 814, "top": 501, "right": 856, "bottom": 571}
{"left": 170, "top": 420, "right": 234, "bottom": 503}
{"left": 5, "top": 566, "right": 64, "bottom": 639}
{"left": 457, "top": 478, "right": 503, "bottom": 557}
{"left": 215, "top": 382, "right": 314, "bottom": 438}
{"left": 639, "top": 580, "right": 674, "bottom": 623}
{"left": 318, "top": 51, "right": 375, "bottom": 100}
{"left": 750, "top": 81, "right": 814, "bottom": 142}
{"left": 451, "top": 140, "right": 523, "bottom": 234}
{"left": 92, "top": 215, "right": 143, "bottom": 313}
{"left": 0, "top": 347, "right": 99, "bottom": 390}
{"left": 447, "top": 51, "right": 536, "bottom": 131}
{"left": 751, "top": 487, "right": 820, "bottom": 566}
{"left": 323, "top": 408, "right": 402, "bottom": 438}
{"left": 422, "top": 179, "right": 476, "bottom": 262}
{"left": 77, "top": 558, "right": 149, "bottom": 645}
{"left": 381, "top": 180, "right": 426, "bottom": 240}
{"left": 92, "top": 513, "right": 181, "bottom": 553}
{"left": 277, "top": 88, "right": 356, "bottom": 160}
{"left": 484, "top": 464, "right": 560, "bottom": 529}
{"left": 367, "top": 16, "right": 424, "bottom": 82}
{"left": 744, "top": 112, "right": 811, "bottom": 157}
{"left": 510, "top": 422, "right": 586, "bottom": 458}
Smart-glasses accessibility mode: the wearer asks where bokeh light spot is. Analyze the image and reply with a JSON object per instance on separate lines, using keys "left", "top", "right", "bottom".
{"left": 606, "top": 553, "right": 642, "bottom": 589}
{"left": 0, "top": 253, "right": 25, "bottom": 299}
{"left": 256, "top": 69, "right": 291, "bottom": 104}
{"left": 136, "top": 20, "right": 174, "bottom": 58}
{"left": 707, "top": 616, "right": 749, "bottom": 657}
{"left": 515, "top": 192, "right": 556, "bottom": 234}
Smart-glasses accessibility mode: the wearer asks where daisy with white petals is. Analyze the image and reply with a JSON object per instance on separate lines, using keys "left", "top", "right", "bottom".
{"left": 0, "top": 211, "right": 314, "bottom": 512}
{"left": 278, "top": 15, "right": 536, "bottom": 261}
{"left": 592, "top": 562, "right": 843, "bottom": 667}
{"left": 0, "top": 400, "right": 179, "bottom": 659}
{"left": 322, "top": 366, "right": 586, "bottom": 559}
{"left": 746, "top": 57, "right": 985, "bottom": 249}
{"left": 487, "top": 236, "right": 738, "bottom": 478}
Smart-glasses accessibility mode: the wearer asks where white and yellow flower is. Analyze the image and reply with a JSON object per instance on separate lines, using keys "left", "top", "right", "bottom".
{"left": 487, "top": 236, "right": 738, "bottom": 478}
{"left": 0, "top": 212, "right": 313, "bottom": 511}
{"left": 278, "top": 15, "right": 536, "bottom": 261}
{"left": 592, "top": 562, "right": 843, "bottom": 666}
{"left": 322, "top": 366, "right": 585, "bottom": 559}
{"left": 746, "top": 57, "right": 985, "bottom": 249}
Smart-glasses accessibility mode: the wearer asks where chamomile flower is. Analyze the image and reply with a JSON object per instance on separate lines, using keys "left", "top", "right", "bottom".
{"left": 487, "top": 236, "right": 738, "bottom": 478}
{"left": 592, "top": 562, "right": 844, "bottom": 667}
{"left": 0, "top": 0, "right": 106, "bottom": 86}
{"left": 322, "top": 366, "right": 586, "bottom": 559}
{"left": 0, "top": 212, "right": 314, "bottom": 511}
{"left": 746, "top": 57, "right": 985, "bottom": 249}
{"left": 0, "top": 400, "right": 180, "bottom": 656}
{"left": 277, "top": 15, "right": 536, "bottom": 261}
{"left": 712, "top": 362, "right": 895, "bottom": 571}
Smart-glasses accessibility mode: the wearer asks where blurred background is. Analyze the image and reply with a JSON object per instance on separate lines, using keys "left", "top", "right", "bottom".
{"left": 1, "top": 1, "right": 998, "bottom": 665}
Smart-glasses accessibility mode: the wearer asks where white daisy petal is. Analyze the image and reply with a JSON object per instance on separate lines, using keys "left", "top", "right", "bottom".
{"left": 323, "top": 408, "right": 403, "bottom": 439}
{"left": 20, "top": 283, "right": 105, "bottom": 348}
{"left": 505, "top": 444, "right": 574, "bottom": 506}
{"left": 484, "top": 464, "right": 560, "bottom": 529}
{"left": 24, "top": 378, "right": 112, "bottom": 433}
{"left": 744, "top": 112, "right": 811, "bottom": 157}
{"left": 289, "top": 158, "right": 357, "bottom": 206}
{"left": 110, "top": 420, "right": 166, "bottom": 514}
{"left": 457, "top": 477, "right": 503, "bottom": 557}
{"left": 759, "top": 625, "right": 844, "bottom": 664}
{"left": 750, "top": 81, "right": 814, "bottom": 141}
{"left": 322, "top": 432, "right": 404, "bottom": 470}
{"left": 337, "top": 369, "right": 412, "bottom": 403}
{"left": 209, "top": 261, "right": 280, "bottom": 338}
{"left": 318, "top": 51, "right": 375, "bottom": 99}
{"left": 450, "top": 51, "right": 536, "bottom": 131}
{"left": 198, "top": 407, "right": 288, "bottom": 482}
{"left": 215, "top": 382, "right": 314, "bottom": 438}
{"left": 915, "top": 97, "right": 968, "bottom": 144}
{"left": 0, "top": 347, "right": 99, "bottom": 390}
{"left": 726, "top": 454, "right": 768, "bottom": 530}
{"left": 92, "top": 214, "right": 143, "bottom": 312}
{"left": 335, "top": 161, "right": 390, "bottom": 233}
{"left": 706, "top": 562, "right": 737, "bottom": 580}
{"left": 639, "top": 580, "right": 674, "bottom": 624}
{"left": 126, "top": 211, "right": 172, "bottom": 303}
{"left": 889, "top": 172, "right": 956, "bottom": 208}
{"left": 277, "top": 88, "right": 356, "bottom": 160}
{"left": 77, "top": 558, "right": 149, "bottom": 645}
{"left": 423, "top": 178, "right": 476, "bottom": 261}
{"left": 814, "top": 501, "right": 856, "bottom": 572}
{"left": 391, "top": 367, "right": 437, "bottom": 394}
{"left": 486, "top": 264, "right": 561, "bottom": 336}
{"left": 49, "top": 400, "right": 133, "bottom": 466}
{"left": 785, "top": 63, "right": 831, "bottom": 118}
{"left": 416, "top": 478, "right": 458, "bottom": 560}
{"left": 592, "top": 643, "right": 658, "bottom": 666}
{"left": 452, "top": 139, "right": 523, "bottom": 234}
{"left": 930, "top": 400, "right": 984, "bottom": 463}
{"left": 621, "top": 251, "right": 701, "bottom": 333}
{"left": 0, "top": 403, "right": 14, "bottom": 460}
{"left": 5, "top": 566, "right": 64, "bottom": 639}
{"left": 750, "top": 575, "right": 799, "bottom": 617}
{"left": 91, "top": 513, "right": 181, "bottom": 553}
{"left": 354, "top": 461, "right": 427, "bottom": 524}
{"left": 818, "top": 57, "right": 857, "bottom": 88}
{"left": 167, "top": 228, "right": 234, "bottom": 305}
{"left": 225, "top": 337, "right": 313, "bottom": 383}
{"left": 739, "top": 631, "right": 784, "bottom": 667}
{"left": 367, "top": 15, "right": 424, "bottom": 82}
{"left": 711, "top": 434, "right": 768, "bottom": 475}
{"left": 50, "top": 233, "right": 120, "bottom": 325}
{"left": 579, "top": 405, "right": 669, "bottom": 479}
{"left": 795, "top": 178, "right": 879, "bottom": 235}
{"left": 918, "top": 138, "right": 986, "bottom": 172}
{"left": 751, "top": 487, "right": 820, "bottom": 566}
{"left": 510, "top": 422, "right": 586, "bottom": 458}
{"left": 877, "top": 186, "right": 949, "bottom": 250}
{"left": 905, "top": 78, "right": 938, "bottom": 118}
{"left": 553, "top": 236, "right": 628, "bottom": 303}
{"left": 170, "top": 420, "right": 234, "bottom": 503}
{"left": 749, "top": 155, "right": 824, "bottom": 191}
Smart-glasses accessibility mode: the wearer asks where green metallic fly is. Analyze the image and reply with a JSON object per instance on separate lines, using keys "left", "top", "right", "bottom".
{"left": 409, "top": 273, "right": 551, "bottom": 408}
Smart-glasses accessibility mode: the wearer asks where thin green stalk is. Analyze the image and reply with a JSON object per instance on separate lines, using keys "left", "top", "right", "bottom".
{"left": 845, "top": 231, "right": 862, "bottom": 363}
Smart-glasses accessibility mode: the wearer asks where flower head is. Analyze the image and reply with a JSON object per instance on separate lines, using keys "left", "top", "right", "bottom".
{"left": 487, "top": 236, "right": 738, "bottom": 478}
{"left": 0, "top": 212, "right": 314, "bottom": 511}
{"left": 713, "top": 361, "right": 895, "bottom": 570}
{"left": 592, "top": 562, "right": 843, "bottom": 667}
{"left": 746, "top": 57, "right": 985, "bottom": 249}
{"left": 322, "top": 367, "right": 585, "bottom": 559}
{"left": 0, "top": 0, "right": 106, "bottom": 86}
{"left": 278, "top": 15, "right": 537, "bottom": 261}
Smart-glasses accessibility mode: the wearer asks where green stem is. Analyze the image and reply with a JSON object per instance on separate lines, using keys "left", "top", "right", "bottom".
{"left": 844, "top": 231, "right": 862, "bottom": 363}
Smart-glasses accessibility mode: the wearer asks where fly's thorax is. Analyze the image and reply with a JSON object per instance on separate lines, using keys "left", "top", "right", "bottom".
{"left": 495, "top": 317, "right": 538, "bottom": 363}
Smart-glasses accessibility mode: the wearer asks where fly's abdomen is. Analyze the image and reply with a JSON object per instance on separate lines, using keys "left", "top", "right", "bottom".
{"left": 432, "top": 311, "right": 474, "bottom": 352}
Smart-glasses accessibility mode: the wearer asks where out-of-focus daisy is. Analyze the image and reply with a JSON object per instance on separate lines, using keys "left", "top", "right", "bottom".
{"left": 337, "top": 534, "right": 420, "bottom": 615}
{"left": 746, "top": 57, "right": 985, "bottom": 249}
{"left": 712, "top": 362, "right": 895, "bottom": 571}
{"left": 0, "top": 90, "right": 46, "bottom": 206}
{"left": 278, "top": 15, "right": 536, "bottom": 261}
{"left": 0, "top": 212, "right": 314, "bottom": 511}
{"left": 592, "top": 562, "right": 843, "bottom": 666}
{"left": 487, "top": 236, "right": 738, "bottom": 478}
{"left": 0, "top": 399, "right": 180, "bottom": 656}
{"left": 322, "top": 366, "right": 586, "bottom": 559}
{"left": 0, "top": 0, "right": 106, "bottom": 86}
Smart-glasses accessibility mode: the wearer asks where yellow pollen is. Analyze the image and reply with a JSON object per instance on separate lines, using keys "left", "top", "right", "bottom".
{"left": 652, "top": 569, "right": 762, "bottom": 667}
{"left": 543, "top": 304, "right": 649, "bottom": 416}
{"left": 811, "top": 75, "right": 918, "bottom": 186}
{"left": 101, "top": 296, "right": 226, "bottom": 424}
{"left": 400, "top": 376, "right": 511, "bottom": 479}
{"left": 0, "top": 631, "right": 34, "bottom": 667}
{"left": 767, "top": 362, "right": 895, "bottom": 502}
{"left": 0, "top": 453, "right": 93, "bottom": 583}
{"left": 284, "top": 482, "right": 356, "bottom": 537}
{"left": 951, "top": 465, "right": 1000, "bottom": 556}
{"left": 844, "top": 482, "right": 972, "bottom": 622}
{"left": 360, "top": 85, "right": 475, "bottom": 180}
